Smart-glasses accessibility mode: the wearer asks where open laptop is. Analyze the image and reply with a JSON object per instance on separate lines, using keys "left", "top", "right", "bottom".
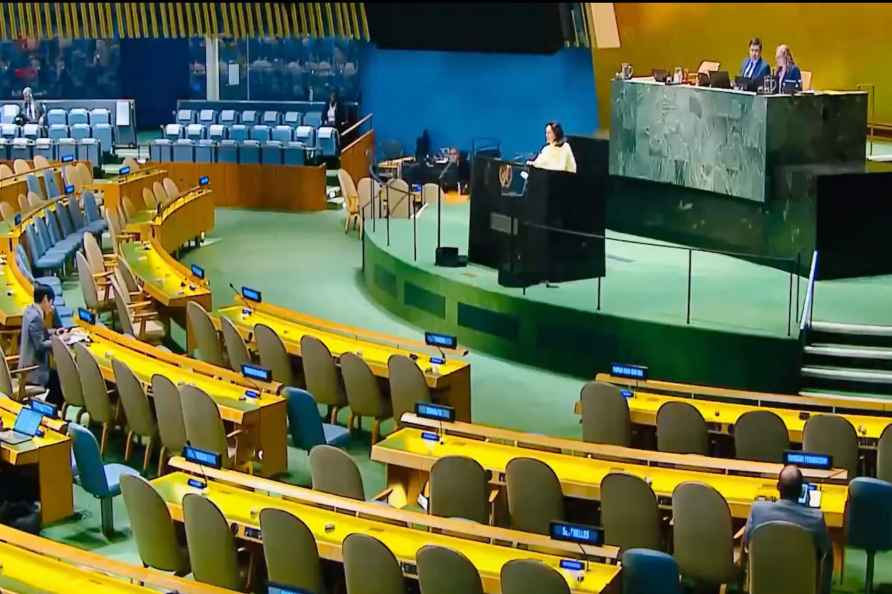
{"left": 708, "top": 71, "right": 731, "bottom": 89}
{"left": 0, "top": 407, "right": 43, "bottom": 445}
{"left": 735, "top": 76, "right": 760, "bottom": 92}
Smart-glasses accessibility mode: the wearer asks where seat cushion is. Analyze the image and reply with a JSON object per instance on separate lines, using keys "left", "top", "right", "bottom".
{"left": 103, "top": 463, "right": 140, "bottom": 496}
{"left": 323, "top": 423, "right": 351, "bottom": 447}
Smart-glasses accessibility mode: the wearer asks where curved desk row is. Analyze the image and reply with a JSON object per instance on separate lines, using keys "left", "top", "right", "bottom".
{"left": 579, "top": 373, "right": 892, "bottom": 448}
{"left": 213, "top": 295, "right": 472, "bottom": 421}
{"left": 72, "top": 321, "right": 287, "bottom": 477}
{"left": 156, "top": 462, "right": 621, "bottom": 594}
{"left": 0, "top": 397, "right": 72, "bottom": 525}
{"left": 0, "top": 524, "right": 236, "bottom": 594}
{"left": 85, "top": 166, "right": 167, "bottom": 217}
{"left": 0, "top": 160, "right": 89, "bottom": 211}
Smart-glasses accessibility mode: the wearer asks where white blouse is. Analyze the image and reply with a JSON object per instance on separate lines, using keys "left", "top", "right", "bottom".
{"left": 532, "top": 142, "right": 577, "bottom": 173}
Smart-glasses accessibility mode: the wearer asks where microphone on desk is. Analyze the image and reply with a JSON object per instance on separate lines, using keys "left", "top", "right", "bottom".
{"left": 229, "top": 282, "right": 240, "bottom": 297}
{"left": 185, "top": 440, "right": 210, "bottom": 489}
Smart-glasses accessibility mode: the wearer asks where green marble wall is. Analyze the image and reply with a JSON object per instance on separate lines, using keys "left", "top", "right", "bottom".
{"left": 609, "top": 80, "right": 867, "bottom": 203}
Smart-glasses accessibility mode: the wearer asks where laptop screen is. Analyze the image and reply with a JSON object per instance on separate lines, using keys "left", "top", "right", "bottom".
{"left": 13, "top": 407, "right": 42, "bottom": 436}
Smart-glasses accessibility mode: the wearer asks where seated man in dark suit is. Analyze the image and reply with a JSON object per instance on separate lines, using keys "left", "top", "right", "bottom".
{"left": 17, "top": 284, "right": 66, "bottom": 406}
{"left": 739, "top": 37, "right": 771, "bottom": 81}
{"left": 744, "top": 465, "right": 832, "bottom": 594}
{"left": 439, "top": 147, "right": 470, "bottom": 193}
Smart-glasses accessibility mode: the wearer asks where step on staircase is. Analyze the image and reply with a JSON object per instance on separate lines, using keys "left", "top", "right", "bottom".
{"left": 801, "top": 321, "right": 892, "bottom": 396}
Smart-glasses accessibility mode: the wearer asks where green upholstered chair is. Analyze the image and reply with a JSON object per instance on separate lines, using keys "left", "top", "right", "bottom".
{"left": 254, "top": 323, "right": 300, "bottom": 387}
{"left": 309, "top": 444, "right": 365, "bottom": 500}
{"left": 51, "top": 335, "right": 87, "bottom": 421}
{"left": 186, "top": 301, "right": 225, "bottom": 367}
{"left": 120, "top": 474, "right": 190, "bottom": 575}
{"left": 656, "top": 401, "right": 709, "bottom": 455}
{"left": 221, "top": 316, "right": 252, "bottom": 373}
{"left": 340, "top": 351, "right": 392, "bottom": 444}
{"left": 74, "top": 342, "right": 117, "bottom": 455}
{"left": 342, "top": 533, "right": 406, "bottom": 594}
{"left": 601, "top": 472, "right": 662, "bottom": 552}
{"left": 580, "top": 381, "right": 631, "bottom": 446}
{"left": 260, "top": 508, "right": 327, "bottom": 594}
{"left": 180, "top": 383, "right": 244, "bottom": 470}
{"left": 182, "top": 493, "right": 245, "bottom": 590}
{"left": 500, "top": 559, "right": 571, "bottom": 594}
{"left": 748, "top": 521, "right": 817, "bottom": 594}
{"left": 877, "top": 424, "right": 892, "bottom": 483}
{"left": 111, "top": 358, "right": 158, "bottom": 472}
{"left": 671, "top": 482, "right": 739, "bottom": 591}
{"left": 621, "top": 548, "right": 681, "bottom": 594}
{"left": 417, "top": 545, "right": 484, "bottom": 594}
{"left": 803, "top": 414, "right": 859, "bottom": 478}
{"left": 284, "top": 387, "right": 350, "bottom": 452}
{"left": 734, "top": 410, "right": 789, "bottom": 463}
{"left": 387, "top": 354, "right": 431, "bottom": 428}
{"left": 430, "top": 455, "right": 490, "bottom": 524}
{"left": 151, "top": 374, "right": 187, "bottom": 475}
{"left": 300, "top": 334, "right": 347, "bottom": 423}
{"left": 505, "top": 457, "right": 565, "bottom": 535}
{"left": 845, "top": 477, "right": 892, "bottom": 594}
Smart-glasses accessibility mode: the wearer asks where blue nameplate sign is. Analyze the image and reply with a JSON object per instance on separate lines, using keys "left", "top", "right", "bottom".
{"left": 783, "top": 451, "right": 832, "bottom": 470}
{"left": 242, "top": 286, "right": 262, "bottom": 302}
{"left": 425, "top": 331, "right": 457, "bottom": 349}
{"left": 416, "top": 402, "right": 455, "bottom": 423}
{"left": 78, "top": 307, "right": 96, "bottom": 324}
{"left": 549, "top": 521, "right": 603, "bottom": 546}
{"left": 241, "top": 363, "right": 272, "bottom": 383}
{"left": 118, "top": 166, "right": 130, "bottom": 175}
{"left": 199, "top": 175, "right": 209, "bottom": 186}
{"left": 190, "top": 264, "right": 205, "bottom": 279}
{"left": 610, "top": 363, "right": 648, "bottom": 380}
{"left": 183, "top": 445, "right": 222, "bottom": 469}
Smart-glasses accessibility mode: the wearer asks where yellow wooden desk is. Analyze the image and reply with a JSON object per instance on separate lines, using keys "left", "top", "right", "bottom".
{"left": 583, "top": 374, "right": 892, "bottom": 447}
{"left": 85, "top": 167, "right": 166, "bottom": 216}
{"left": 119, "top": 239, "right": 211, "bottom": 329}
{"left": 214, "top": 296, "right": 472, "bottom": 421}
{"left": 0, "top": 524, "right": 237, "bottom": 594}
{"left": 0, "top": 161, "right": 86, "bottom": 214}
{"left": 372, "top": 427, "right": 849, "bottom": 529}
{"left": 0, "top": 398, "right": 73, "bottom": 525}
{"left": 73, "top": 322, "right": 287, "bottom": 477}
{"left": 398, "top": 413, "right": 846, "bottom": 483}
{"left": 123, "top": 188, "right": 215, "bottom": 255}
{"left": 0, "top": 251, "right": 34, "bottom": 355}
{"left": 154, "top": 470, "right": 621, "bottom": 594}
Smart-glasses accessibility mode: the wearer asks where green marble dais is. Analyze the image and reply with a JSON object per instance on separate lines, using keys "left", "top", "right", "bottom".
{"left": 609, "top": 79, "right": 866, "bottom": 203}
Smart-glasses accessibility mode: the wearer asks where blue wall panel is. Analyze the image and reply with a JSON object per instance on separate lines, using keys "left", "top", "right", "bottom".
{"left": 359, "top": 45, "right": 598, "bottom": 159}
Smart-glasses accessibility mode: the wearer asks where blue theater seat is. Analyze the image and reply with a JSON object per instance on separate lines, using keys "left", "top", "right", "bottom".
{"left": 176, "top": 109, "right": 195, "bottom": 125}
{"left": 317, "top": 126, "right": 339, "bottom": 157}
{"left": 208, "top": 124, "right": 226, "bottom": 142}
{"left": 219, "top": 110, "right": 237, "bottom": 127}
{"left": 284, "top": 111, "right": 302, "bottom": 127}
{"left": 303, "top": 111, "right": 323, "bottom": 128}
{"left": 70, "top": 123, "right": 91, "bottom": 141}
{"left": 240, "top": 110, "right": 258, "bottom": 125}
{"left": 163, "top": 123, "right": 183, "bottom": 141}
{"left": 34, "top": 138, "right": 54, "bottom": 161}
{"left": 261, "top": 141, "right": 283, "bottom": 165}
{"left": 185, "top": 123, "right": 205, "bottom": 141}
{"left": 229, "top": 124, "right": 249, "bottom": 143}
{"left": 48, "top": 124, "right": 68, "bottom": 141}
{"left": 173, "top": 139, "right": 195, "bottom": 162}
{"left": 57, "top": 138, "right": 77, "bottom": 162}
{"left": 77, "top": 138, "right": 100, "bottom": 168}
{"left": 25, "top": 175, "right": 43, "bottom": 199}
{"left": 0, "top": 104, "right": 19, "bottom": 124}
{"left": 283, "top": 142, "right": 306, "bottom": 166}
{"left": 0, "top": 123, "right": 18, "bottom": 139}
{"left": 46, "top": 109, "right": 67, "bottom": 126}
{"left": 67, "top": 108, "right": 89, "bottom": 126}
{"left": 150, "top": 139, "right": 173, "bottom": 162}
{"left": 250, "top": 124, "right": 271, "bottom": 142}
{"left": 271, "top": 125, "right": 293, "bottom": 143}
{"left": 93, "top": 123, "right": 114, "bottom": 153}
{"left": 10, "top": 138, "right": 33, "bottom": 161}
{"left": 195, "top": 139, "right": 216, "bottom": 163}
{"left": 262, "top": 110, "right": 280, "bottom": 126}
{"left": 218, "top": 140, "right": 238, "bottom": 163}
{"left": 42, "top": 169, "right": 61, "bottom": 199}
{"left": 90, "top": 108, "right": 111, "bottom": 125}
{"left": 238, "top": 140, "right": 260, "bottom": 164}
{"left": 21, "top": 123, "right": 40, "bottom": 140}
{"left": 295, "top": 125, "right": 316, "bottom": 147}
{"left": 199, "top": 109, "right": 216, "bottom": 126}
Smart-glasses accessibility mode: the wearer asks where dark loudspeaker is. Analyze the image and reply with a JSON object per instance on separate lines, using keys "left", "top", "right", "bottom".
{"left": 366, "top": 3, "right": 566, "bottom": 54}
{"left": 435, "top": 247, "right": 468, "bottom": 268}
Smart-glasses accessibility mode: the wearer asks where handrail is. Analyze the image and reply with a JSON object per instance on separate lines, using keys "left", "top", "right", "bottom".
{"left": 799, "top": 250, "right": 819, "bottom": 332}
{"left": 341, "top": 112, "right": 373, "bottom": 138}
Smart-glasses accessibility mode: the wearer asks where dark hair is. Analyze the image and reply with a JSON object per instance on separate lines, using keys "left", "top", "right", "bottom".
{"left": 33, "top": 283, "right": 54, "bottom": 304}
{"left": 546, "top": 121, "right": 565, "bottom": 144}
{"left": 778, "top": 464, "right": 804, "bottom": 501}
{"left": 748, "top": 37, "right": 762, "bottom": 49}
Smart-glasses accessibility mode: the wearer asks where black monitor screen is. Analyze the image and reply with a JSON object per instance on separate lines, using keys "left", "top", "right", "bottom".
{"left": 415, "top": 402, "right": 455, "bottom": 423}
{"left": 550, "top": 521, "right": 603, "bottom": 546}
{"left": 183, "top": 445, "right": 222, "bottom": 469}
{"left": 425, "top": 332, "right": 457, "bottom": 349}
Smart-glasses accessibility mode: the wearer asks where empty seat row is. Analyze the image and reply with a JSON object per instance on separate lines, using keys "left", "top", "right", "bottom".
{"left": 0, "top": 122, "right": 113, "bottom": 156}
{"left": 151, "top": 137, "right": 315, "bottom": 165}
{"left": 164, "top": 122, "right": 333, "bottom": 147}
{"left": 176, "top": 108, "right": 322, "bottom": 128}
{"left": 0, "top": 104, "right": 111, "bottom": 126}
{"left": 0, "top": 137, "right": 102, "bottom": 168}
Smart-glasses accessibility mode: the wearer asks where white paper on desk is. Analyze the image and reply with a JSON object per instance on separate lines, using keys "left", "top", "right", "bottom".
{"left": 228, "top": 63, "right": 239, "bottom": 86}
{"left": 115, "top": 101, "right": 130, "bottom": 126}
{"left": 62, "top": 330, "right": 89, "bottom": 346}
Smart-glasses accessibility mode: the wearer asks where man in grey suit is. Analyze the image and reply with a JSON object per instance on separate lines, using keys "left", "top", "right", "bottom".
{"left": 18, "top": 284, "right": 66, "bottom": 405}
{"left": 744, "top": 465, "right": 832, "bottom": 594}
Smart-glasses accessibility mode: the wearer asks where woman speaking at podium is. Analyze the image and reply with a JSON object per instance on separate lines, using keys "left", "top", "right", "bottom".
{"left": 529, "top": 122, "right": 577, "bottom": 173}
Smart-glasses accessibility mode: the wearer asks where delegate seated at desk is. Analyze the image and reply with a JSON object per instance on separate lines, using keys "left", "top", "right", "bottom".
{"left": 438, "top": 147, "right": 470, "bottom": 192}
{"left": 18, "top": 284, "right": 67, "bottom": 406}
{"left": 529, "top": 122, "right": 577, "bottom": 173}
{"left": 774, "top": 44, "right": 802, "bottom": 89}
{"left": 744, "top": 465, "right": 832, "bottom": 594}
{"left": 739, "top": 37, "right": 771, "bottom": 80}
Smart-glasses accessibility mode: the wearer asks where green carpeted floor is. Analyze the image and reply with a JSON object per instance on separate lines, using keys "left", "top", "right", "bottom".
{"left": 39, "top": 206, "right": 892, "bottom": 593}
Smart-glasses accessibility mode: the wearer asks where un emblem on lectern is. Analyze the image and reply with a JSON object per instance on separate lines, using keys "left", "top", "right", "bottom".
{"left": 499, "top": 164, "right": 513, "bottom": 190}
